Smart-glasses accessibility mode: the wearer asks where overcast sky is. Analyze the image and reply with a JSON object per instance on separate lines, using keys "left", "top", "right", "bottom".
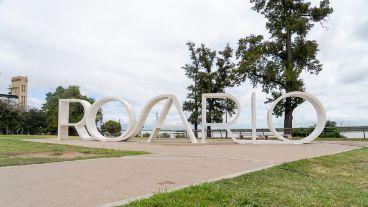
{"left": 0, "top": 0, "right": 367, "bottom": 129}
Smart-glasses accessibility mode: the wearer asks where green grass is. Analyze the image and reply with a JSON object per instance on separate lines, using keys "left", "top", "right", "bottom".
{"left": 133, "top": 137, "right": 368, "bottom": 142}
{"left": 0, "top": 135, "right": 148, "bottom": 167}
{"left": 122, "top": 147, "right": 368, "bottom": 207}
{"left": 316, "top": 137, "right": 368, "bottom": 141}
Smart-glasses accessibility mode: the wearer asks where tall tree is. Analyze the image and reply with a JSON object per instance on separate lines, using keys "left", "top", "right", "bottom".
{"left": 18, "top": 108, "right": 47, "bottom": 135}
{"left": 235, "top": 0, "right": 333, "bottom": 133}
{"left": 182, "top": 42, "right": 236, "bottom": 137}
{"left": 42, "top": 86, "right": 102, "bottom": 135}
{"left": 0, "top": 100, "right": 19, "bottom": 134}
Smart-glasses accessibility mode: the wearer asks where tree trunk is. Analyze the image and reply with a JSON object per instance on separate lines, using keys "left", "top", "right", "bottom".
{"left": 286, "top": 31, "right": 292, "bottom": 73}
{"left": 284, "top": 24, "right": 293, "bottom": 138}
{"left": 194, "top": 122, "right": 198, "bottom": 137}
{"left": 207, "top": 101, "right": 213, "bottom": 138}
{"left": 284, "top": 109, "right": 293, "bottom": 130}
{"left": 207, "top": 126, "right": 212, "bottom": 138}
{"left": 207, "top": 108, "right": 212, "bottom": 138}
{"left": 284, "top": 107, "right": 293, "bottom": 137}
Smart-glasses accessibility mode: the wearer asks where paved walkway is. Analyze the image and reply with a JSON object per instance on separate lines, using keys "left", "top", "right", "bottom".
{"left": 0, "top": 139, "right": 363, "bottom": 207}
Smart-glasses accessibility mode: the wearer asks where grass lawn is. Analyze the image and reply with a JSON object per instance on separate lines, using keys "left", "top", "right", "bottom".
{"left": 123, "top": 147, "right": 368, "bottom": 207}
{"left": 317, "top": 137, "right": 368, "bottom": 141}
{"left": 0, "top": 135, "right": 148, "bottom": 167}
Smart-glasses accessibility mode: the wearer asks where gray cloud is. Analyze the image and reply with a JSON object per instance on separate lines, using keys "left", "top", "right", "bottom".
{"left": 354, "top": 19, "right": 368, "bottom": 40}
{"left": 338, "top": 67, "right": 368, "bottom": 84}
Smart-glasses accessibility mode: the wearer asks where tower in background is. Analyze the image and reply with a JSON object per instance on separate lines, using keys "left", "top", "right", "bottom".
{"left": 10, "top": 76, "right": 28, "bottom": 111}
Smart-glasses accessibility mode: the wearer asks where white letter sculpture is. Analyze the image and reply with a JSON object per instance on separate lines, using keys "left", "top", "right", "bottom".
{"left": 58, "top": 99, "right": 92, "bottom": 140}
{"left": 134, "top": 94, "right": 197, "bottom": 143}
{"left": 202, "top": 93, "right": 241, "bottom": 144}
{"left": 85, "top": 97, "right": 137, "bottom": 142}
{"left": 266, "top": 91, "right": 326, "bottom": 144}
{"left": 58, "top": 91, "right": 326, "bottom": 144}
{"left": 58, "top": 94, "right": 197, "bottom": 143}
{"left": 201, "top": 91, "right": 326, "bottom": 144}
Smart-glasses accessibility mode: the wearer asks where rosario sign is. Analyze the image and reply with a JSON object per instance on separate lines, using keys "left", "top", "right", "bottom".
{"left": 58, "top": 91, "right": 326, "bottom": 144}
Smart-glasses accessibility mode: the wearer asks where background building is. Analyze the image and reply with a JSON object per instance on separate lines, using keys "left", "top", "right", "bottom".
{"left": 0, "top": 94, "right": 18, "bottom": 105}
{"left": 9, "top": 76, "right": 28, "bottom": 111}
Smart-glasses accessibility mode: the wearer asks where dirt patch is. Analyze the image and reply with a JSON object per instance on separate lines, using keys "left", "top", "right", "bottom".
{"left": 158, "top": 180, "right": 176, "bottom": 185}
{"left": 14, "top": 152, "right": 95, "bottom": 159}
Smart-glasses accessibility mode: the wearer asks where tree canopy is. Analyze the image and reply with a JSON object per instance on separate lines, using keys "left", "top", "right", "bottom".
{"left": 18, "top": 108, "right": 47, "bottom": 135}
{"left": 42, "top": 85, "right": 102, "bottom": 135}
{"left": 235, "top": 0, "right": 333, "bottom": 131}
{"left": 100, "top": 120, "right": 122, "bottom": 137}
{"left": 0, "top": 102, "right": 47, "bottom": 135}
{"left": 182, "top": 42, "right": 236, "bottom": 136}
{"left": 0, "top": 100, "right": 19, "bottom": 134}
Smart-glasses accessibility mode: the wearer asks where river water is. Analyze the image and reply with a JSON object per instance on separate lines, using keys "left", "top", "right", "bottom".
{"left": 139, "top": 130, "right": 367, "bottom": 139}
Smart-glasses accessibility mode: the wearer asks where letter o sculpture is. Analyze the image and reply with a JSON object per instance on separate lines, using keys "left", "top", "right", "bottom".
{"left": 86, "top": 97, "right": 137, "bottom": 142}
{"left": 267, "top": 92, "right": 326, "bottom": 144}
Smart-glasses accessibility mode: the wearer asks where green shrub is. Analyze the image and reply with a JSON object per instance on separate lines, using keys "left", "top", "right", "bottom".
{"left": 176, "top": 133, "right": 186, "bottom": 138}
{"left": 292, "top": 128, "right": 313, "bottom": 137}
{"left": 100, "top": 120, "right": 121, "bottom": 137}
{"left": 160, "top": 133, "right": 170, "bottom": 138}
{"left": 292, "top": 120, "right": 345, "bottom": 138}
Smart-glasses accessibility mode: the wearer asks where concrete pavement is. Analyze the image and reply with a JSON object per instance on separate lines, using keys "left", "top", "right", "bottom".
{"left": 0, "top": 139, "right": 362, "bottom": 207}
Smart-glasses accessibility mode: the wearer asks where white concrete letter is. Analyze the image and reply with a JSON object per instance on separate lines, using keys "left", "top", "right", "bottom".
{"left": 58, "top": 99, "right": 92, "bottom": 140}
{"left": 130, "top": 94, "right": 198, "bottom": 143}
{"left": 201, "top": 93, "right": 241, "bottom": 143}
{"left": 85, "top": 97, "right": 137, "bottom": 142}
{"left": 267, "top": 91, "right": 326, "bottom": 144}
